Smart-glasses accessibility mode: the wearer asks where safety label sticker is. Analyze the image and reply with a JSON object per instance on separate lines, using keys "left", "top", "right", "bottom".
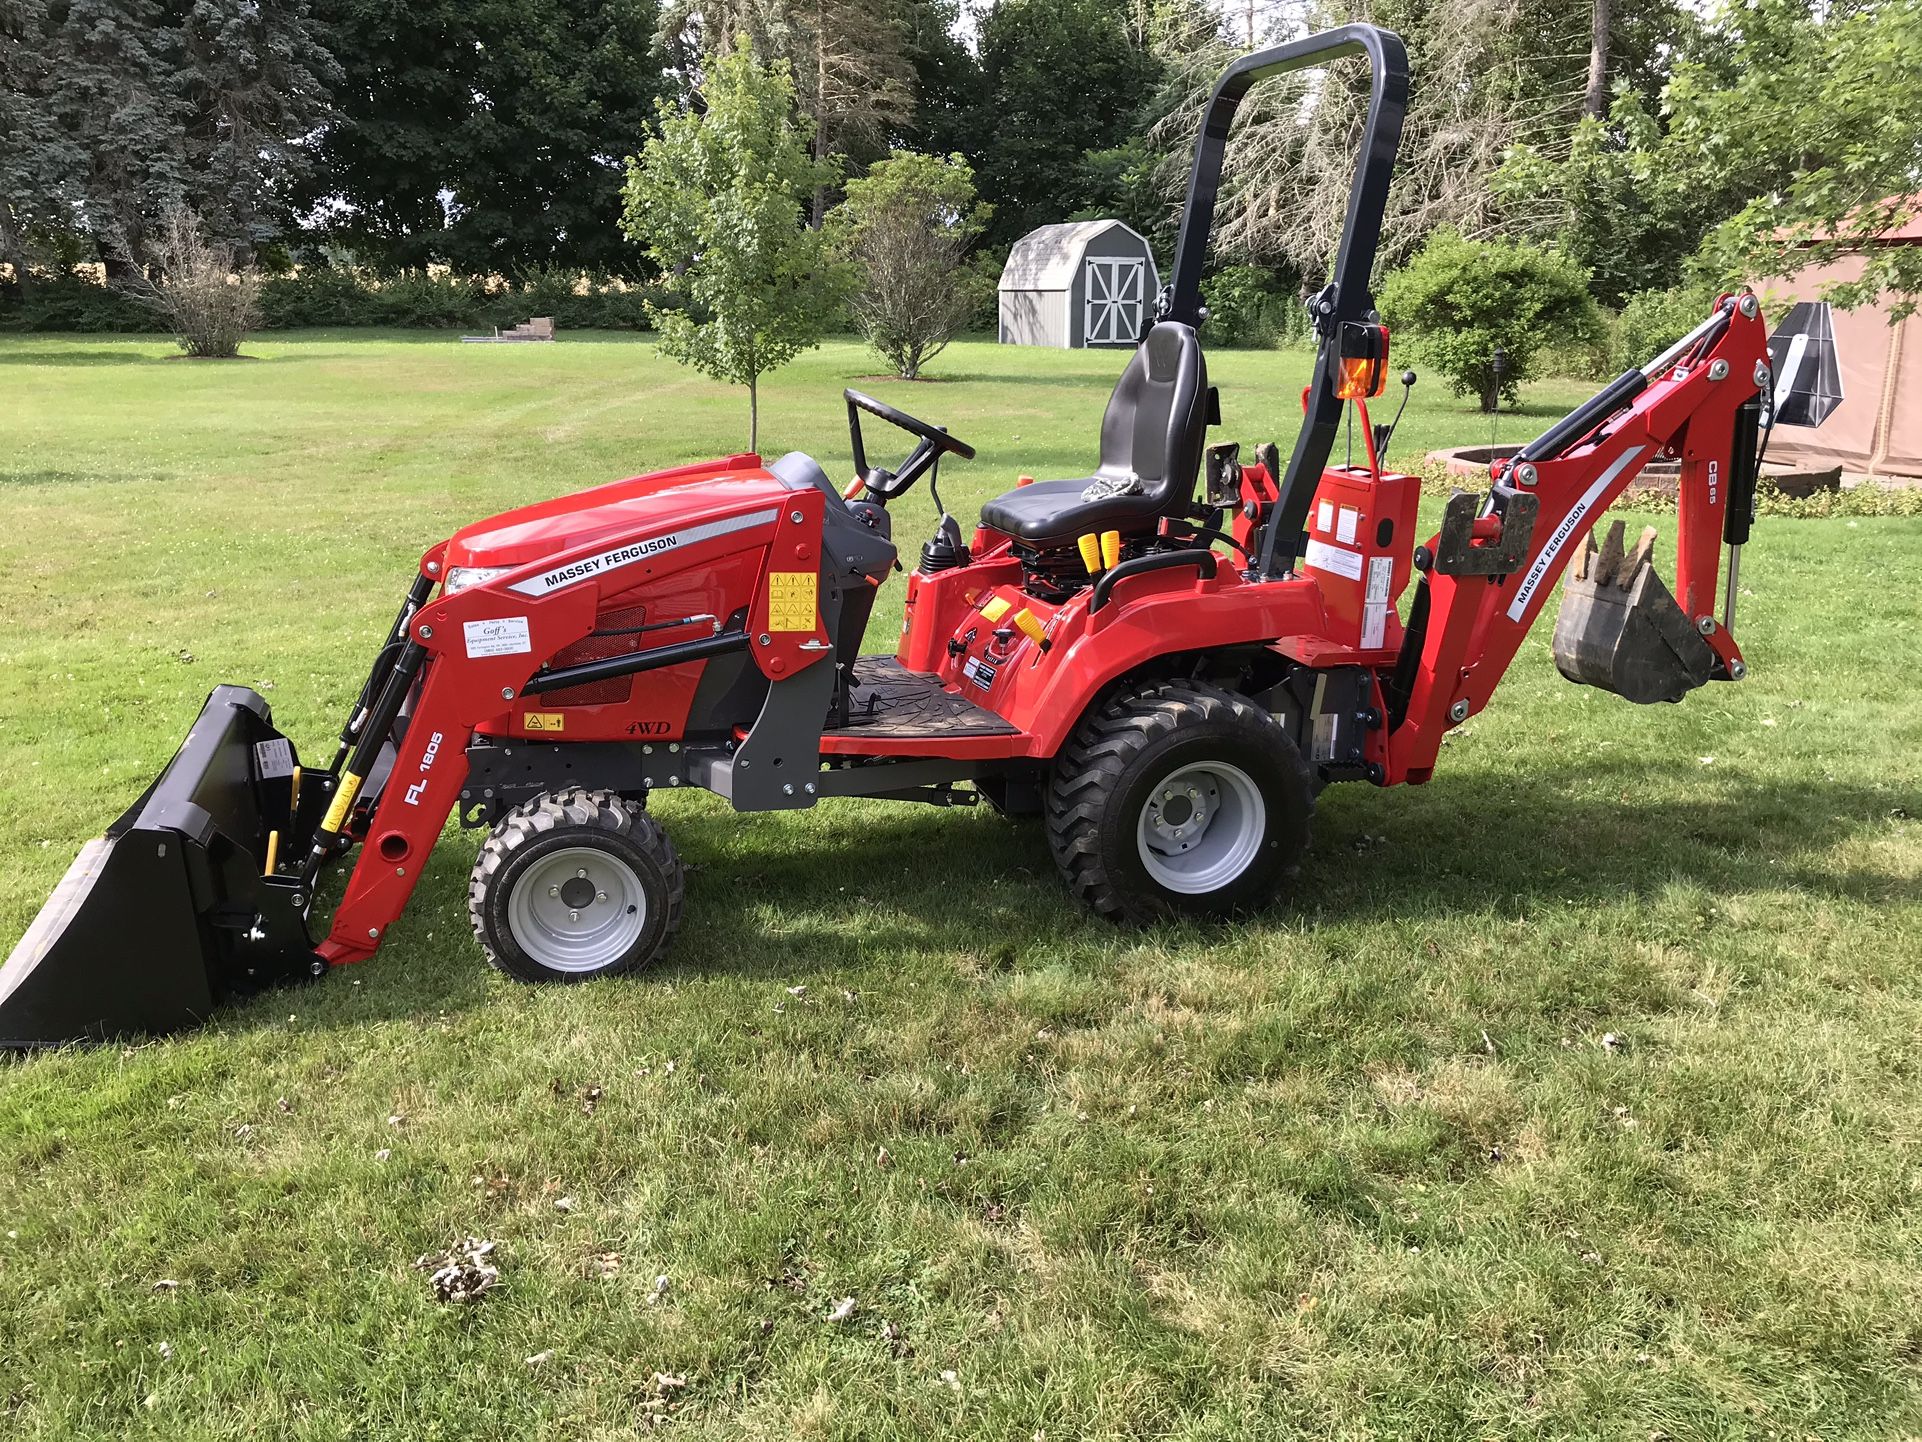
{"left": 1336, "top": 505, "right": 1361, "bottom": 544}
{"left": 1361, "top": 555, "right": 1394, "bottom": 649}
{"left": 523, "top": 712, "right": 565, "bottom": 732}
{"left": 963, "top": 656, "right": 997, "bottom": 691}
{"left": 464, "top": 615, "right": 532, "bottom": 658}
{"left": 767, "top": 571, "right": 818, "bottom": 633}
{"left": 1304, "top": 538, "right": 1363, "bottom": 581}
{"left": 253, "top": 737, "right": 295, "bottom": 780}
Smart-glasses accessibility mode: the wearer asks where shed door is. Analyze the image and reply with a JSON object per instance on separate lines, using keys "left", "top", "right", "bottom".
{"left": 1083, "top": 257, "right": 1145, "bottom": 346}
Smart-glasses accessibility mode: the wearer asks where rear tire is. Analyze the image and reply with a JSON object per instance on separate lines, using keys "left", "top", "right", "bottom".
{"left": 469, "top": 787, "right": 685, "bottom": 983}
{"left": 1045, "top": 682, "right": 1313, "bottom": 923}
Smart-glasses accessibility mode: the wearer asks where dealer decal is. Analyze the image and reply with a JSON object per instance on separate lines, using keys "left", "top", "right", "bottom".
{"left": 464, "top": 615, "right": 531, "bottom": 658}
{"left": 508, "top": 509, "right": 780, "bottom": 597}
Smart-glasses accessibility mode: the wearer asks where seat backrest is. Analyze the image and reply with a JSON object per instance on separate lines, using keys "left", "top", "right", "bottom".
{"left": 1094, "top": 321, "right": 1208, "bottom": 511}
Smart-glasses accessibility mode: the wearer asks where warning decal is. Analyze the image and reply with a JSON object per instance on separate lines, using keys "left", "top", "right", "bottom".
{"left": 523, "top": 712, "right": 566, "bottom": 732}
{"left": 767, "top": 571, "right": 819, "bottom": 633}
{"left": 253, "top": 737, "right": 295, "bottom": 780}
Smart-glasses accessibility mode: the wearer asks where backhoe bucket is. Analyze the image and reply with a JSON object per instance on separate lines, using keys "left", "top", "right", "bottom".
{"left": 0, "top": 686, "right": 322, "bottom": 1048}
{"left": 1551, "top": 521, "right": 1715, "bottom": 705}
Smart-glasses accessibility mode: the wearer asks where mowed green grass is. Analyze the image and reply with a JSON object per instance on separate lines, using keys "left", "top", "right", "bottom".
{"left": 1, "top": 331, "right": 1918, "bottom": 1440}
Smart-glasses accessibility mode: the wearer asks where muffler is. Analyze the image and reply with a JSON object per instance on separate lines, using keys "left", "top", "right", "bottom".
{"left": 0, "top": 686, "right": 325, "bottom": 1048}
{"left": 1551, "top": 520, "right": 1715, "bottom": 705}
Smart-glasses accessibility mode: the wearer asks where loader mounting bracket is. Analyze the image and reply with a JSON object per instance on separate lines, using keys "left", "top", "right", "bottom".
{"left": 1432, "top": 486, "right": 1538, "bottom": 577}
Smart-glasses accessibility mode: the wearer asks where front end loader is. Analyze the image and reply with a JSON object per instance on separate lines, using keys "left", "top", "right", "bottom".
{"left": 1, "top": 24, "right": 1836, "bottom": 1048}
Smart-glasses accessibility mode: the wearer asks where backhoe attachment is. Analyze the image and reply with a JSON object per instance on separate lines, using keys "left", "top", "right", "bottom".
{"left": 1550, "top": 520, "right": 1716, "bottom": 705}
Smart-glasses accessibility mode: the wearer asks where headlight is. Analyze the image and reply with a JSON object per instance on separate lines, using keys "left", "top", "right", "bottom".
{"left": 443, "top": 565, "right": 514, "bottom": 594}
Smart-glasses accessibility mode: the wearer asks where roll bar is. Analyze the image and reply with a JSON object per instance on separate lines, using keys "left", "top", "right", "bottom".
{"left": 1159, "top": 24, "right": 1410, "bottom": 580}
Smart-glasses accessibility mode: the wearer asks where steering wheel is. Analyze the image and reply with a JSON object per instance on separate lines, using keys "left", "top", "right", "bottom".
{"left": 845, "top": 389, "right": 975, "bottom": 502}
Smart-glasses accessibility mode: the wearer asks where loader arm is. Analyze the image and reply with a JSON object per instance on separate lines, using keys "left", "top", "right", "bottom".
{"left": 1383, "top": 293, "right": 1773, "bottom": 784}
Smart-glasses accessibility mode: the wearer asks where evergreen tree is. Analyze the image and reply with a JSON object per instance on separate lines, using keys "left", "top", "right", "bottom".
{"left": 0, "top": 0, "right": 332, "bottom": 272}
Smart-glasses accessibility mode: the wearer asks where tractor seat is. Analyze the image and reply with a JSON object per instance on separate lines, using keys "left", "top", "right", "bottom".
{"left": 979, "top": 321, "right": 1209, "bottom": 545}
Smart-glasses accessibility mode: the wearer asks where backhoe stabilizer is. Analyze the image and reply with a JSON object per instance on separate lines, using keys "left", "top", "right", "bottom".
{"left": 1550, "top": 521, "right": 1716, "bottom": 705}
{"left": 0, "top": 686, "right": 323, "bottom": 1048}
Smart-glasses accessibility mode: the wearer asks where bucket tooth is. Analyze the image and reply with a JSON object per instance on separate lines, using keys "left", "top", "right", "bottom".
{"left": 0, "top": 686, "right": 322, "bottom": 1048}
{"left": 1551, "top": 524, "right": 1715, "bottom": 705}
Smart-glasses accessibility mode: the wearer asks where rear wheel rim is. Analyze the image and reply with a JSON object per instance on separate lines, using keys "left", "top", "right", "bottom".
{"left": 507, "top": 845, "right": 647, "bottom": 972}
{"left": 1135, "top": 761, "right": 1265, "bottom": 894}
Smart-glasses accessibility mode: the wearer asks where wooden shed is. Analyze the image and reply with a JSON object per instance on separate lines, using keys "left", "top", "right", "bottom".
{"left": 997, "top": 220, "right": 1159, "bottom": 349}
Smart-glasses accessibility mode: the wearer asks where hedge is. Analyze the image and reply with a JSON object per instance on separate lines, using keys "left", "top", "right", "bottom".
{"left": 0, "top": 269, "right": 668, "bottom": 333}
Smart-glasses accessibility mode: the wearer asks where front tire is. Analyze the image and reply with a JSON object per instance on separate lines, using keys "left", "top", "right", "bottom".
{"left": 1045, "top": 682, "right": 1313, "bottom": 923}
{"left": 469, "top": 787, "right": 685, "bottom": 983}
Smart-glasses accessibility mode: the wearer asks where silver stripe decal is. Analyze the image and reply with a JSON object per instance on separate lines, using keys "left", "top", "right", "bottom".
{"left": 1504, "top": 446, "right": 1648, "bottom": 622}
{"left": 507, "top": 507, "right": 781, "bottom": 597}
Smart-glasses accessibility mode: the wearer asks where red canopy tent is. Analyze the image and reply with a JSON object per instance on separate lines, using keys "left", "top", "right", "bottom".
{"left": 1765, "top": 199, "right": 1922, "bottom": 481}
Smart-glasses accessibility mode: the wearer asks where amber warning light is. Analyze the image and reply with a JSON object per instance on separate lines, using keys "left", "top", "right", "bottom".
{"left": 1336, "top": 321, "right": 1389, "bottom": 400}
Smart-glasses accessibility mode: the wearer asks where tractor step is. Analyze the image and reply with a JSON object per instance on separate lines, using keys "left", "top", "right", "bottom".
{"left": 1551, "top": 521, "right": 1715, "bottom": 705}
{"left": 829, "top": 657, "right": 1019, "bottom": 741}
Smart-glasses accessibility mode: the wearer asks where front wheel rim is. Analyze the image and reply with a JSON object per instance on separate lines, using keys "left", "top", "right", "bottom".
{"left": 507, "top": 845, "right": 648, "bottom": 972}
{"left": 1135, "top": 760, "right": 1265, "bottom": 894}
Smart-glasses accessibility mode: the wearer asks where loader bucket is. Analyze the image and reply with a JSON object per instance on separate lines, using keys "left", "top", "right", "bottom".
{"left": 1551, "top": 521, "right": 1715, "bottom": 705}
{"left": 0, "top": 686, "right": 323, "bottom": 1049}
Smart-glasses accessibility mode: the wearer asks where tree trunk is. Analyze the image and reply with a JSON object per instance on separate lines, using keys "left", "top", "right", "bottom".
{"left": 1584, "top": 0, "right": 1611, "bottom": 119}
{"left": 749, "top": 374, "right": 759, "bottom": 453}
{"left": 810, "top": 45, "right": 830, "bottom": 229}
{"left": 811, "top": 126, "right": 830, "bottom": 230}
{"left": 0, "top": 198, "right": 25, "bottom": 306}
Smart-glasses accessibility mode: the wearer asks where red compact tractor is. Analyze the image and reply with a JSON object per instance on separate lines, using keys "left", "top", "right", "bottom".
{"left": 1, "top": 26, "right": 1829, "bottom": 1046}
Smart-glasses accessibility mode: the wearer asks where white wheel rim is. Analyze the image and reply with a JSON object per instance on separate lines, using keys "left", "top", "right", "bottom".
{"left": 1135, "top": 761, "right": 1265, "bottom": 894}
{"left": 507, "top": 845, "right": 647, "bottom": 972}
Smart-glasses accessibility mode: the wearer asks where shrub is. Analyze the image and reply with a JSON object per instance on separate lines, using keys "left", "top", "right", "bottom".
{"left": 1380, "top": 228, "right": 1602, "bottom": 410}
{"left": 258, "top": 268, "right": 374, "bottom": 328}
{"left": 1201, "top": 265, "right": 1285, "bottom": 348}
{"left": 1613, "top": 282, "right": 1719, "bottom": 372}
{"left": 963, "top": 249, "right": 1005, "bottom": 334}
{"left": 828, "top": 151, "right": 990, "bottom": 379}
{"left": 0, "top": 272, "right": 156, "bottom": 332}
{"left": 118, "top": 208, "right": 260, "bottom": 357}
{"left": 257, "top": 268, "right": 662, "bottom": 331}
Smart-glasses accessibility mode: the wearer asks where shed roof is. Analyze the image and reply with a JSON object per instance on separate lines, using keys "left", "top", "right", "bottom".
{"left": 998, "top": 220, "right": 1148, "bottom": 291}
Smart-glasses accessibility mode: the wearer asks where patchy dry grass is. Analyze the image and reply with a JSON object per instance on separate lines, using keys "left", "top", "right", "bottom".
{"left": 1, "top": 333, "right": 1918, "bottom": 1439}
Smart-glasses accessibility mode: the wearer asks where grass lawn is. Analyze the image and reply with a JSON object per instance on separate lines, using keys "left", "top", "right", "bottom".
{"left": 1, "top": 331, "right": 1918, "bottom": 1440}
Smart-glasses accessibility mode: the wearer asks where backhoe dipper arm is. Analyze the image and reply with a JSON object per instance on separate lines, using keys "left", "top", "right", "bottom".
{"left": 1383, "top": 294, "right": 1772, "bottom": 785}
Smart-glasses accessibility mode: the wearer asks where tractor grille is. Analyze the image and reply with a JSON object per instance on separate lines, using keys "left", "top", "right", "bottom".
{"left": 543, "top": 604, "right": 647, "bottom": 707}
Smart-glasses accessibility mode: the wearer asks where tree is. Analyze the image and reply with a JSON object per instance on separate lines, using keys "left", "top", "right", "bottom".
{"left": 622, "top": 37, "right": 844, "bottom": 450}
{"left": 300, "top": 0, "right": 665, "bottom": 274}
{"left": 972, "top": 0, "right": 1160, "bottom": 248}
{"left": 897, "top": 0, "right": 984, "bottom": 162}
{"left": 829, "top": 150, "right": 989, "bottom": 379}
{"left": 656, "top": 0, "right": 914, "bottom": 224}
{"left": 1380, "top": 228, "right": 1601, "bottom": 411}
{"left": 1677, "top": 0, "right": 1922, "bottom": 313}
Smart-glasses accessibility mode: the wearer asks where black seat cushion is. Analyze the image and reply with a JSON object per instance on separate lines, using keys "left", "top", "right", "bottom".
{"left": 980, "top": 322, "right": 1208, "bottom": 545}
